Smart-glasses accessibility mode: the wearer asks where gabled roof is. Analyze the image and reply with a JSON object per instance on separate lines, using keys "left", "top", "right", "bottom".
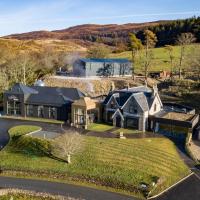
{"left": 6, "top": 83, "right": 85, "bottom": 106}
{"left": 112, "top": 109, "right": 124, "bottom": 121}
{"left": 132, "top": 93, "right": 149, "bottom": 112}
{"left": 79, "top": 58, "right": 131, "bottom": 64}
{"left": 103, "top": 86, "right": 157, "bottom": 112}
{"left": 8, "top": 83, "right": 38, "bottom": 95}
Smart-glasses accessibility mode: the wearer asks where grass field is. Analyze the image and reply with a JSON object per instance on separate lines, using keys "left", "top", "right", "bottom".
{"left": 113, "top": 128, "right": 142, "bottom": 134}
{"left": 110, "top": 44, "right": 198, "bottom": 73}
{"left": 0, "top": 125, "right": 190, "bottom": 198}
{"left": 87, "top": 123, "right": 114, "bottom": 132}
{"left": 0, "top": 194, "right": 56, "bottom": 200}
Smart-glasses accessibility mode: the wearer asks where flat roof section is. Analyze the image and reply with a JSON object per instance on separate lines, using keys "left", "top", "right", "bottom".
{"left": 162, "top": 112, "right": 195, "bottom": 122}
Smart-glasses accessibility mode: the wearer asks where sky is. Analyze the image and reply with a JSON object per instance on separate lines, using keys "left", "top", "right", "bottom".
{"left": 0, "top": 0, "right": 200, "bottom": 36}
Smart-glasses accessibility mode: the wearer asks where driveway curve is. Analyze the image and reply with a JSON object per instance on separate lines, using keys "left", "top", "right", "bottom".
{"left": 0, "top": 118, "right": 63, "bottom": 150}
{"left": 0, "top": 176, "right": 135, "bottom": 200}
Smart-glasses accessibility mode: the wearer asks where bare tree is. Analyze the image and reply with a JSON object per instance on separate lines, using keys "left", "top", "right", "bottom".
{"left": 164, "top": 45, "right": 175, "bottom": 80}
{"left": 53, "top": 130, "right": 83, "bottom": 164}
{"left": 143, "top": 30, "right": 157, "bottom": 79}
{"left": 176, "top": 33, "right": 196, "bottom": 79}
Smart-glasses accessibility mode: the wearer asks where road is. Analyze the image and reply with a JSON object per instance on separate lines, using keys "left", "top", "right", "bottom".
{"left": 0, "top": 176, "right": 134, "bottom": 200}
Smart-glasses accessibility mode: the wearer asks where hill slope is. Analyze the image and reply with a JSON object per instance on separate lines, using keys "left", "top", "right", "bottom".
{"left": 3, "top": 21, "right": 163, "bottom": 40}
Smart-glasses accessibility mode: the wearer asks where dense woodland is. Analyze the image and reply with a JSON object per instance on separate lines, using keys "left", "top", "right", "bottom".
{"left": 76, "top": 17, "right": 200, "bottom": 50}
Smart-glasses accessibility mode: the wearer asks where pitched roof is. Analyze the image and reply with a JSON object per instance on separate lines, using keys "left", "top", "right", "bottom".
{"left": 79, "top": 58, "right": 131, "bottom": 64}
{"left": 7, "top": 83, "right": 85, "bottom": 106}
{"left": 8, "top": 83, "right": 38, "bottom": 95}
{"left": 103, "top": 86, "right": 154, "bottom": 112}
{"left": 132, "top": 93, "right": 149, "bottom": 112}
{"left": 73, "top": 97, "right": 97, "bottom": 110}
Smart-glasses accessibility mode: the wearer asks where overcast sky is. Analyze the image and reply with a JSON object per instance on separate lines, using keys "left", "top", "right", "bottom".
{"left": 0, "top": 0, "right": 200, "bottom": 36}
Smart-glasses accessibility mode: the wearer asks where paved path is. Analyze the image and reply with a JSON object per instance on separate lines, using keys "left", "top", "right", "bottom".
{"left": 155, "top": 174, "right": 200, "bottom": 200}
{"left": 0, "top": 176, "right": 135, "bottom": 200}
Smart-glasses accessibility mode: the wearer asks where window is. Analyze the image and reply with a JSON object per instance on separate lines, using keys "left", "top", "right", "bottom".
{"left": 129, "top": 106, "right": 137, "bottom": 114}
{"left": 7, "top": 100, "right": 21, "bottom": 115}
{"left": 75, "top": 108, "right": 85, "bottom": 125}
{"left": 49, "top": 107, "right": 56, "bottom": 119}
{"left": 38, "top": 106, "right": 44, "bottom": 118}
{"left": 26, "top": 105, "right": 34, "bottom": 117}
{"left": 154, "top": 104, "right": 157, "bottom": 112}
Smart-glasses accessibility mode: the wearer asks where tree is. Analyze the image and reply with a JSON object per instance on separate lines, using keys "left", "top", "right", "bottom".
{"left": 52, "top": 130, "right": 83, "bottom": 164}
{"left": 87, "top": 45, "right": 111, "bottom": 58}
{"left": 164, "top": 45, "right": 175, "bottom": 80}
{"left": 176, "top": 32, "right": 196, "bottom": 79}
{"left": 128, "top": 33, "right": 143, "bottom": 74}
{"left": 129, "top": 33, "right": 143, "bottom": 59}
{"left": 143, "top": 30, "right": 157, "bottom": 79}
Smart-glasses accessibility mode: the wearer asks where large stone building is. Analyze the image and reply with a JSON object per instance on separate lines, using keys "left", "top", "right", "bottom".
{"left": 3, "top": 83, "right": 199, "bottom": 137}
{"left": 3, "top": 83, "right": 85, "bottom": 121}
{"left": 102, "top": 85, "right": 163, "bottom": 132}
{"left": 73, "top": 58, "right": 132, "bottom": 77}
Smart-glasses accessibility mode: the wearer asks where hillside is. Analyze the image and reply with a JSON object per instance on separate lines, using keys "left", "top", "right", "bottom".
{"left": 3, "top": 17, "right": 200, "bottom": 48}
{"left": 3, "top": 21, "right": 162, "bottom": 41}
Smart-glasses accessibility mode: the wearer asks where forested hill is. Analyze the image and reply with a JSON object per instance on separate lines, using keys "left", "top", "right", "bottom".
{"left": 4, "top": 17, "right": 200, "bottom": 48}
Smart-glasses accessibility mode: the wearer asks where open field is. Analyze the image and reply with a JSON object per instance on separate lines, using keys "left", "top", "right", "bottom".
{"left": 0, "top": 125, "right": 190, "bottom": 198}
{"left": 110, "top": 44, "right": 199, "bottom": 73}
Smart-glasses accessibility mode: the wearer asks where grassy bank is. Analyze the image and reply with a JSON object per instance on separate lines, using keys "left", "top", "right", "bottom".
{"left": 110, "top": 44, "right": 198, "bottom": 73}
{"left": 0, "top": 125, "right": 190, "bottom": 198}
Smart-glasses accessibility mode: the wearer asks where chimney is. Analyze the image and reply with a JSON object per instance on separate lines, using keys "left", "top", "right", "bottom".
{"left": 153, "top": 84, "right": 158, "bottom": 96}
{"left": 110, "top": 81, "right": 115, "bottom": 91}
{"left": 126, "top": 83, "right": 130, "bottom": 90}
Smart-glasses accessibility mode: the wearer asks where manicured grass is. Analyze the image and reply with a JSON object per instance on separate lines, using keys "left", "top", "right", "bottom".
{"left": 110, "top": 44, "right": 198, "bottom": 73}
{"left": 0, "top": 194, "right": 56, "bottom": 200}
{"left": 1, "top": 116, "right": 64, "bottom": 124}
{"left": 0, "top": 125, "right": 190, "bottom": 198}
{"left": 9, "top": 125, "right": 41, "bottom": 138}
{"left": 113, "top": 128, "right": 142, "bottom": 134}
{"left": 87, "top": 123, "right": 114, "bottom": 132}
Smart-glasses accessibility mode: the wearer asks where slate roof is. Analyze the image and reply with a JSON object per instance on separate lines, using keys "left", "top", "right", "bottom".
{"left": 79, "top": 58, "right": 131, "bottom": 64}
{"left": 103, "top": 86, "right": 154, "bottom": 111}
{"left": 7, "top": 83, "right": 85, "bottom": 106}
{"left": 7, "top": 83, "right": 38, "bottom": 95}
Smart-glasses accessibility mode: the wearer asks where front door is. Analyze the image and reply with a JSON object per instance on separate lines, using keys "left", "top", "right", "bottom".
{"left": 116, "top": 116, "right": 121, "bottom": 127}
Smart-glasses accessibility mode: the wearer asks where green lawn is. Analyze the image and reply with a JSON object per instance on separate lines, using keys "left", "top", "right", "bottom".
{"left": 0, "top": 194, "right": 56, "bottom": 200}
{"left": 9, "top": 125, "right": 41, "bottom": 137}
{"left": 87, "top": 123, "right": 114, "bottom": 132}
{"left": 110, "top": 44, "right": 198, "bottom": 73}
{"left": 0, "top": 125, "right": 190, "bottom": 198}
{"left": 113, "top": 128, "right": 142, "bottom": 134}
